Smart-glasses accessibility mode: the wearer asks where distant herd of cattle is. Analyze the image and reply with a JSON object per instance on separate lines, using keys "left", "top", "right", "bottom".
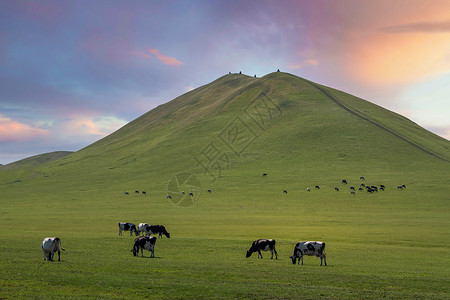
{"left": 284, "top": 176, "right": 406, "bottom": 195}
{"left": 42, "top": 223, "right": 327, "bottom": 266}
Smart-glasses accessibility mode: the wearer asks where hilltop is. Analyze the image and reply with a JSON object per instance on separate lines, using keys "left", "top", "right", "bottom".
{"left": 0, "top": 151, "right": 73, "bottom": 171}
{"left": 1, "top": 72, "right": 449, "bottom": 190}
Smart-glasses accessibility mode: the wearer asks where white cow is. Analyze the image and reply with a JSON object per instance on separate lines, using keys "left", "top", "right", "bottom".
{"left": 41, "top": 237, "right": 65, "bottom": 261}
{"left": 138, "top": 223, "right": 150, "bottom": 235}
{"left": 290, "top": 241, "right": 326, "bottom": 266}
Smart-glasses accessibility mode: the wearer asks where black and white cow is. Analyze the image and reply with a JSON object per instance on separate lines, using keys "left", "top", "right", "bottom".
{"left": 118, "top": 222, "right": 139, "bottom": 236}
{"left": 41, "top": 237, "right": 65, "bottom": 261}
{"left": 290, "top": 241, "right": 326, "bottom": 266}
{"left": 246, "top": 239, "right": 278, "bottom": 259}
{"left": 131, "top": 235, "right": 157, "bottom": 257}
{"left": 146, "top": 225, "right": 171, "bottom": 238}
{"left": 138, "top": 223, "right": 150, "bottom": 235}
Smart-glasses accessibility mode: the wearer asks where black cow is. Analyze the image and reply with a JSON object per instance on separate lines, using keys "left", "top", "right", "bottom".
{"left": 118, "top": 222, "right": 139, "bottom": 236}
{"left": 262, "top": 173, "right": 268, "bottom": 176}
{"left": 146, "top": 225, "right": 170, "bottom": 238}
{"left": 283, "top": 190, "right": 288, "bottom": 194}
{"left": 142, "top": 191, "right": 147, "bottom": 195}
{"left": 124, "top": 192, "right": 129, "bottom": 195}
{"left": 360, "top": 176, "right": 365, "bottom": 181}
{"left": 334, "top": 187, "right": 339, "bottom": 191}
{"left": 350, "top": 186, "right": 355, "bottom": 191}
{"left": 342, "top": 179, "right": 347, "bottom": 184}
{"left": 131, "top": 235, "right": 157, "bottom": 257}
{"left": 135, "top": 190, "right": 139, "bottom": 194}
{"left": 246, "top": 239, "right": 278, "bottom": 259}
{"left": 315, "top": 186, "right": 320, "bottom": 189}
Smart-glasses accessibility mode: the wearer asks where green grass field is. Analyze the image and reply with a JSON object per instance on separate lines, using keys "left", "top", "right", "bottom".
{"left": 1, "top": 72, "right": 449, "bottom": 299}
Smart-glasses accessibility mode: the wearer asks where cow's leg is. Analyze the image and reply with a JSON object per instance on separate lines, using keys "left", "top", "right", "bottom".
{"left": 322, "top": 255, "right": 327, "bottom": 266}
{"left": 43, "top": 249, "right": 47, "bottom": 261}
{"left": 119, "top": 230, "right": 122, "bottom": 236}
{"left": 257, "top": 249, "right": 262, "bottom": 259}
{"left": 273, "top": 246, "right": 278, "bottom": 259}
{"left": 57, "top": 250, "right": 61, "bottom": 261}
{"left": 270, "top": 249, "right": 274, "bottom": 259}
{"left": 141, "top": 249, "right": 144, "bottom": 257}
{"left": 151, "top": 248, "right": 154, "bottom": 258}
{"left": 300, "top": 255, "right": 303, "bottom": 265}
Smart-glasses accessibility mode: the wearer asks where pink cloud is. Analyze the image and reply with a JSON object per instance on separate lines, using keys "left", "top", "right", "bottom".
{"left": 0, "top": 115, "right": 49, "bottom": 142}
{"left": 147, "top": 48, "right": 184, "bottom": 67}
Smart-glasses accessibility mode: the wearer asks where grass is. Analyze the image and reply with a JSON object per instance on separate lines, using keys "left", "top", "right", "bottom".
{"left": 0, "top": 72, "right": 449, "bottom": 299}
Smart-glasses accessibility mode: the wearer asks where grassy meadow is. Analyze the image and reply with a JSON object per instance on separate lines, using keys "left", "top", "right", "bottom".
{"left": 0, "top": 72, "right": 449, "bottom": 299}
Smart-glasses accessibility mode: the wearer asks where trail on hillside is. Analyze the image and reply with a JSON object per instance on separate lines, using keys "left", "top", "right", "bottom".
{"left": 299, "top": 78, "right": 449, "bottom": 162}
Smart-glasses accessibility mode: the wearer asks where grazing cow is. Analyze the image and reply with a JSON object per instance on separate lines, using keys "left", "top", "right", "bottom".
{"left": 315, "top": 186, "right": 320, "bottom": 189}
{"left": 350, "top": 186, "right": 355, "bottom": 191}
{"left": 118, "top": 222, "right": 139, "bottom": 236}
{"left": 360, "top": 183, "right": 365, "bottom": 187}
{"left": 360, "top": 176, "right": 365, "bottom": 180}
{"left": 371, "top": 186, "right": 378, "bottom": 192}
{"left": 208, "top": 189, "right": 212, "bottom": 193}
{"left": 41, "top": 237, "right": 65, "bottom": 261}
{"left": 138, "top": 223, "right": 150, "bottom": 235}
{"left": 246, "top": 239, "right": 278, "bottom": 259}
{"left": 146, "top": 225, "right": 170, "bottom": 238}
{"left": 262, "top": 173, "right": 268, "bottom": 176}
{"left": 359, "top": 187, "right": 364, "bottom": 191}
{"left": 290, "top": 241, "right": 326, "bottom": 266}
{"left": 142, "top": 191, "right": 146, "bottom": 195}
{"left": 342, "top": 179, "right": 347, "bottom": 184}
{"left": 351, "top": 190, "right": 355, "bottom": 195}
{"left": 189, "top": 192, "right": 194, "bottom": 196}
{"left": 283, "top": 190, "right": 288, "bottom": 194}
{"left": 307, "top": 188, "right": 310, "bottom": 192}
{"left": 334, "top": 187, "right": 339, "bottom": 191}
{"left": 131, "top": 236, "right": 157, "bottom": 257}
{"left": 124, "top": 192, "right": 129, "bottom": 195}
{"left": 397, "top": 185, "right": 403, "bottom": 190}
{"left": 135, "top": 190, "right": 139, "bottom": 194}
{"left": 380, "top": 185, "right": 385, "bottom": 189}
{"left": 167, "top": 195, "right": 172, "bottom": 199}
{"left": 402, "top": 184, "right": 406, "bottom": 189}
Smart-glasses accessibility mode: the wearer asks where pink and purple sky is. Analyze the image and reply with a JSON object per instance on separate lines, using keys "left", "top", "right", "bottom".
{"left": 1, "top": 0, "right": 449, "bottom": 165}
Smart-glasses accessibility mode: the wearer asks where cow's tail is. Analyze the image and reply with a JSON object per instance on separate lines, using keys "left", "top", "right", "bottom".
{"left": 57, "top": 239, "right": 66, "bottom": 251}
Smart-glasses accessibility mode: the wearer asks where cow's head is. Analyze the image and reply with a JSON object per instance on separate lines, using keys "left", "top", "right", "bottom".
{"left": 290, "top": 255, "right": 297, "bottom": 264}
{"left": 164, "top": 232, "right": 170, "bottom": 238}
{"left": 246, "top": 250, "right": 252, "bottom": 258}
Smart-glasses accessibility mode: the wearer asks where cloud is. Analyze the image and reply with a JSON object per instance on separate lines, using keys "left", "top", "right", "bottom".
{"left": 147, "top": 49, "right": 185, "bottom": 67}
{"left": 0, "top": 114, "right": 49, "bottom": 142}
{"left": 59, "top": 115, "right": 128, "bottom": 139}
{"left": 381, "top": 19, "right": 450, "bottom": 33}
{"left": 287, "top": 59, "right": 319, "bottom": 70}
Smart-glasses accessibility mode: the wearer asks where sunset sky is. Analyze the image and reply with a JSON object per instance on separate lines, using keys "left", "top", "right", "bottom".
{"left": 1, "top": 0, "right": 449, "bottom": 164}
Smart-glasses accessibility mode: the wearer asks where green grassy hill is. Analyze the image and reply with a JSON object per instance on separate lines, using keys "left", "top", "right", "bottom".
{"left": 0, "top": 72, "right": 449, "bottom": 299}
